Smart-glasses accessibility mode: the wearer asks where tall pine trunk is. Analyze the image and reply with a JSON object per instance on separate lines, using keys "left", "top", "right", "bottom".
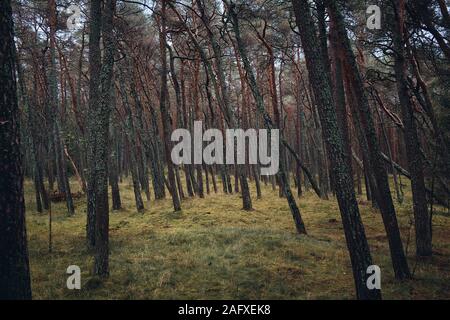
{"left": 86, "top": 0, "right": 102, "bottom": 248}
{"left": 93, "top": 0, "right": 116, "bottom": 277}
{"left": 326, "top": 0, "right": 411, "bottom": 279}
{"left": 158, "top": 0, "right": 181, "bottom": 212}
{"left": 292, "top": 0, "right": 380, "bottom": 299}
{"left": 0, "top": 0, "right": 32, "bottom": 299}
{"left": 391, "top": 0, "right": 432, "bottom": 256}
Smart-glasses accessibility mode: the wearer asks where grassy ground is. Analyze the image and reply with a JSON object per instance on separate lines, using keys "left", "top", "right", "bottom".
{"left": 25, "top": 175, "right": 450, "bottom": 300}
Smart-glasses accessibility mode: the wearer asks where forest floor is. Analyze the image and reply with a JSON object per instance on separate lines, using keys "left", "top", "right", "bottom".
{"left": 25, "top": 176, "right": 450, "bottom": 299}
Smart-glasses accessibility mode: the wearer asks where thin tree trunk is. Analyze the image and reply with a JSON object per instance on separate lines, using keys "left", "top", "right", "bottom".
{"left": 48, "top": 0, "right": 74, "bottom": 216}
{"left": 158, "top": 0, "right": 181, "bottom": 211}
{"left": 391, "top": 0, "right": 432, "bottom": 256}
{"left": 118, "top": 71, "right": 145, "bottom": 213}
{"left": 227, "top": 1, "right": 305, "bottom": 231}
{"left": 109, "top": 96, "right": 122, "bottom": 211}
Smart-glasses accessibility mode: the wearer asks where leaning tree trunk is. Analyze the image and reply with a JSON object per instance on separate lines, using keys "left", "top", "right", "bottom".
{"left": 291, "top": 0, "right": 381, "bottom": 299}
{"left": 227, "top": 1, "right": 306, "bottom": 233}
{"left": 391, "top": 0, "right": 432, "bottom": 257}
{"left": 0, "top": 0, "right": 32, "bottom": 299}
{"left": 326, "top": 0, "right": 411, "bottom": 280}
{"left": 329, "top": 19, "right": 353, "bottom": 179}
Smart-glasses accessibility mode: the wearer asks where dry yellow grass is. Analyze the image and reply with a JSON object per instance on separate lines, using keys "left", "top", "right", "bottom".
{"left": 24, "top": 175, "right": 450, "bottom": 299}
